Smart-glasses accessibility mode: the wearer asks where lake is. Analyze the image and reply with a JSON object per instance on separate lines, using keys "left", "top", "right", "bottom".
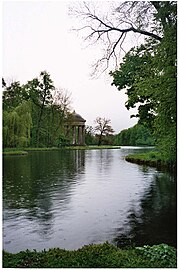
{"left": 3, "top": 147, "right": 176, "bottom": 253}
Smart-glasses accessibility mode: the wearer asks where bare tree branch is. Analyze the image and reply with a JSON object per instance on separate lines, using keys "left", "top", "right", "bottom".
{"left": 69, "top": 1, "right": 163, "bottom": 75}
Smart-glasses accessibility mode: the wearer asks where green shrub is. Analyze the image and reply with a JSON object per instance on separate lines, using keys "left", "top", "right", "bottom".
{"left": 135, "top": 244, "right": 177, "bottom": 268}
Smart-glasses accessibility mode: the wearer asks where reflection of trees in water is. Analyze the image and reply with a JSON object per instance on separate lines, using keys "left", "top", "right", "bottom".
{"left": 98, "top": 150, "right": 114, "bottom": 174}
{"left": 86, "top": 149, "right": 114, "bottom": 176}
{"left": 114, "top": 170, "right": 177, "bottom": 248}
{"left": 3, "top": 150, "right": 86, "bottom": 236}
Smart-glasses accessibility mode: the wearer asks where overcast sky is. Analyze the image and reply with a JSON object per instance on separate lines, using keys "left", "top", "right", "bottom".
{"left": 2, "top": 1, "right": 139, "bottom": 133}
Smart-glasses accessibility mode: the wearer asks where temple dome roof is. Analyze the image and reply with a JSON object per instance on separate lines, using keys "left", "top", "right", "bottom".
{"left": 70, "top": 110, "right": 86, "bottom": 122}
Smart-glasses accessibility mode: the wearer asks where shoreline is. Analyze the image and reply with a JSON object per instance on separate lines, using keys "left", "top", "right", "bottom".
{"left": 125, "top": 152, "right": 176, "bottom": 172}
{"left": 3, "top": 145, "right": 121, "bottom": 155}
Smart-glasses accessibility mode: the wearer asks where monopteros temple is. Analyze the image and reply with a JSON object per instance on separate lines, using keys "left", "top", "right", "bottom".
{"left": 65, "top": 111, "right": 86, "bottom": 145}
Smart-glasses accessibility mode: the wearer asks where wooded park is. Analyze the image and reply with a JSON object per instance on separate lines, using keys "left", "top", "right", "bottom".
{"left": 3, "top": 1, "right": 177, "bottom": 268}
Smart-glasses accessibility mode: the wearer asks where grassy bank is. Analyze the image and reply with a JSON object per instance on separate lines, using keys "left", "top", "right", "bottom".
{"left": 125, "top": 151, "right": 176, "bottom": 171}
{"left": 63, "top": 145, "right": 121, "bottom": 150}
{"left": 3, "top": 147, "right": 61, "bottom": 155}
{"left": 3, "top": 149, "right": 28, "bottom": 156}
{"left": 3, "top": 145, "right": 121, "bottom": 155}
{"left": 3, "top": 242, "right": 176, "bottom": 268}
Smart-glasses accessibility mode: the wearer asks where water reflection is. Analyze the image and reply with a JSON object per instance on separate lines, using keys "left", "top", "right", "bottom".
{"left": 3, "top": 148, "right": 176, "bottom": 252}
{"left": 3, "top": 150, "right": 86, "bottom": 240}
{"left": 114, "top": 170, "right": 177, "bottom": 248}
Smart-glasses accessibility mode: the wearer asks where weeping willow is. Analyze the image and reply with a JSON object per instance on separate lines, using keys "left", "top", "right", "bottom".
{"left": 3, "top": 101, "right": 32, "bottom": 147}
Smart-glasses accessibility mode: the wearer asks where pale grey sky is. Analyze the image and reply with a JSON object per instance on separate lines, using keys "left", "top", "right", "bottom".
{"left": 2, "top": 1, "right": 138, "bottom": 133}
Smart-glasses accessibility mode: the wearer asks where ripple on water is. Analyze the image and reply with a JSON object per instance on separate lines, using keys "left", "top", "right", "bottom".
{"left": 3, "top": 149, "right": 177, "bottom": 252}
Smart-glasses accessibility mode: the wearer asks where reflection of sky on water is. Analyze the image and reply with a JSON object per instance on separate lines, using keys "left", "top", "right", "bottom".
{"left": 3, "top": 148, "right": 176, "bottom": 252}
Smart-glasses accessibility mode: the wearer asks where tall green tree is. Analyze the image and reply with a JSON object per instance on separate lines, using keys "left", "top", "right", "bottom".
{"left": 110, "top": 2, "right": 177, "bottom": 162}
{"left": 25, "top": 71, "right": 55, "bottom": 146}
{"left": 3, "top": 101, "right": 32, "bottom": 147}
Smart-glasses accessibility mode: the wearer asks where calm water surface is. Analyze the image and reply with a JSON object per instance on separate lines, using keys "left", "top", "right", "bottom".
{"left": 3, "top": 147, "right": 176, "bottom": 253}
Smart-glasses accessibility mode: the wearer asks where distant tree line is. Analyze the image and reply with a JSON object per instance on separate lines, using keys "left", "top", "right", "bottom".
{"left": 114, "top": 124, "right": 155, "bottom": 146}
{"left": 85, "top": 121, "right": 154, "bottom": 147}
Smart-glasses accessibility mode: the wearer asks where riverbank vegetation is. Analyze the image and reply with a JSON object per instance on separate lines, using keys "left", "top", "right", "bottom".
{"left": 3, "top": 150, "right": 28, "bottom": 156}
{"left": 3, "top": 242, "right": 176, "bottom": 268}
{"left": 125, "top": 151, "right": 176, "bottom": 171}
{"left": 63, "top": 145, "right": 120, "bottom": 150}
{"left": 3, "top": 147, "right": 60, "bottom": 155}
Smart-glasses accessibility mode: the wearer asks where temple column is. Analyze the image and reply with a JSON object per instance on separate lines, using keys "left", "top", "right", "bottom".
{"left": 72, "top": 126, "right": 76, "bottom": 145}
{"left": 78, "top": 126, "right": 83, "bottom": 145}
{"left": 82, "top": 126, "right": 85, "bottom": 145}
{"left": 77, "top": 126, "right": 80, "bottom": 145}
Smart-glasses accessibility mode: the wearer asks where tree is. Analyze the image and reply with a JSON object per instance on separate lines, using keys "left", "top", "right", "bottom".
{"left": 94, "top": 117, "right": 114, "bottom": 146}
{"left": 44, "top": 88, "right": 72, "bottom": 147}
{"left": 3, "top": 80, "right": 28, "bottom": 111}
{"left": 2, "top": 72, "right": 73, "bottom": 148}
{"left": 71, "top": 1, "right": 177, "bottom": 163}
{"left": 3, "top": 101, "right": 32, "bottom": 147}
{"left": 110, "top": 43, "right": 157, "bottom": 131}
{"left": 24, "top": 71, "right": 55, "bottom": 146}
{"left": 2, "top": 79, "right": 32, "bottom": 147}
{"left": 85, "top": 125, "right": 97, "bottom": 145}
{"left": 110, "top": 3, "right": 177, "bottom": 162}
{"left": 114, "top": 124, "right": 155, "bottom": 146}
